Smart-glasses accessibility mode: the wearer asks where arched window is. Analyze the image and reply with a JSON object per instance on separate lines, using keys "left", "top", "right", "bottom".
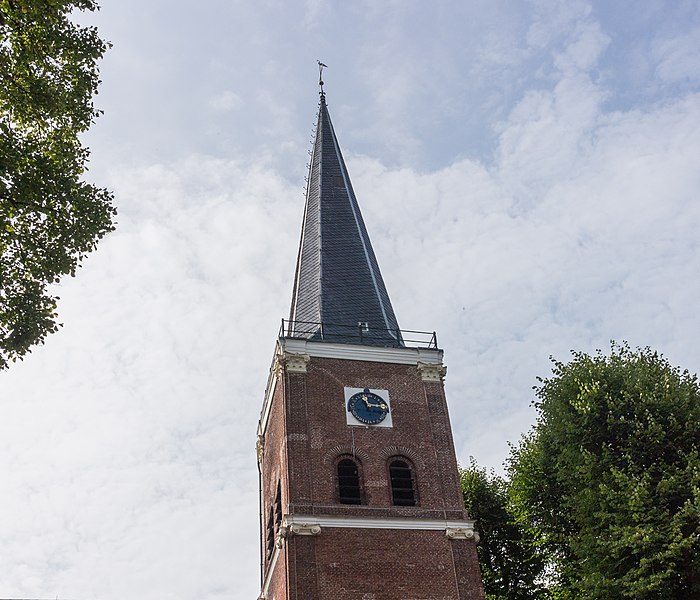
{"left": 389, "top": 459, "right": 416, "bottom": 506}
{"left": 266, "top": 481, "right": 282, "bottom": 561}
{"left": 274, "top": 481, "right": 282, "bottom": 527}
{"left": 337, "top": 458, "right": 362, "bottom": 504}
{"left": 266, "top": 506, "right": 275, "bottom": 560}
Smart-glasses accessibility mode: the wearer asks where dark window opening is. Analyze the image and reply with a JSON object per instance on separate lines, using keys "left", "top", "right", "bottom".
{"left": 390, "top": 459, "right": 416, "bottom": 506}
{"left": 274, "top": 482, "right": 282, "bottom": 528}
{"left": 266, "top": 506, "right": 275, "bottom": 560}
{"left": 266, "top": 481, "right": 283, "bottom": 561}
{"left": 337, "top": 458, "right": 362, "bottom": 504}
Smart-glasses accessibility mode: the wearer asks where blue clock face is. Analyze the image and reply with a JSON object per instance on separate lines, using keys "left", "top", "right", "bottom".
{"left": 348, "top": 388, "right": 389, "bottom": 425}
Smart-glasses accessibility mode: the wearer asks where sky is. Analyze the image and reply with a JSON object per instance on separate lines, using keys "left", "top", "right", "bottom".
{"left": 2, "top": 0, "right": 700, "bottom": 598}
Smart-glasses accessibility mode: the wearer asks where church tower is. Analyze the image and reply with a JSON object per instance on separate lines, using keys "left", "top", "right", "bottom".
{"left": 256, "top": 87, "right": 484, "bottom": 600}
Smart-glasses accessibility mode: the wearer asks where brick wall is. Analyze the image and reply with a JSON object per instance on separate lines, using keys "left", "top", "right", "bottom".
{"left": 287, "top": 528, "right": 483, "bottom": 600}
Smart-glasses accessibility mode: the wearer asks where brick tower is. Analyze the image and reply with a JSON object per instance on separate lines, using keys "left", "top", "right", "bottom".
{"left": 256, "top": 87, "right": 484, "bottom": 600}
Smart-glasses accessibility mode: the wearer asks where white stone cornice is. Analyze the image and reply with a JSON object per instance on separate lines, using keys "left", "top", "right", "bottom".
{"left": 272, "top": 351, "right": 284, "bottom": 377}
{"left": 280, "top": 351, "right": 310, "bottom": 373}
{"left": 275, "top": 525, "right": 288, "bottom": 548}
{"left": 417, "top": 361, "right": 447, "bottom": 382}
{"left": 446, "top": 527, "right": 480, "bottom": 543}
{"left": 286, "top": 514, "right": 475, "bottom": 534}
{"left": 258, "top": 342, "right": 282, "bottom": 439}
{"left": 288, "top": 522, "right": 322, "bottom": 536}
{"left": 257, "top": 371, "right": 278, "bottom": 440}
{"left": 280, "top": 337, "right": 444, "bottom": 366}
{"left": 255, "top": 435, "right": 264, "bottom": 464}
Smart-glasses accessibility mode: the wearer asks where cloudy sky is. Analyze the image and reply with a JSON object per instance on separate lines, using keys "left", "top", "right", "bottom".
{"left": 2, "top": 0, "right": 700, "bottom": 598}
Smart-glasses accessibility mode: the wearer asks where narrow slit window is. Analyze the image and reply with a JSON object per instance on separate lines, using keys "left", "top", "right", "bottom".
{"left": 337, "top": 458, "right": 362, "bottom": 504}
{"left": 390, "top": 459, "right": 416, "bottom": 506}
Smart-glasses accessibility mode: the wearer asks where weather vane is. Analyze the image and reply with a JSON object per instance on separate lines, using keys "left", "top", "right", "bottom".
{"left": 318, "top": 60, "right": 328, "bottom": 95}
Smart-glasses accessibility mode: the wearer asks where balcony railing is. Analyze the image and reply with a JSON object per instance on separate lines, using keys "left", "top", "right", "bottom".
{"left": 280, "top": 319, "right": 438, "bottom": 349}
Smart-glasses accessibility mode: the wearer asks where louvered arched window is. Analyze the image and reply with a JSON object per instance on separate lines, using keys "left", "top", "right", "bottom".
{"left": 337, "top": 458, "right": 362, "bottom": 504}
{"left": 266, "top": 481, "right": 282, "bottom": 560}
{"left": 389, "top": 459, "right": 417, "bottom": 506}
{"left": 266, "top": 506, "right": 275, "bottom": 559}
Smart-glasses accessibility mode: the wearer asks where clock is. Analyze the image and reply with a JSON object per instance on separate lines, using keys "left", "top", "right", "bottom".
{"left": 347, "top": 388, "right": 390, "bottom": 425}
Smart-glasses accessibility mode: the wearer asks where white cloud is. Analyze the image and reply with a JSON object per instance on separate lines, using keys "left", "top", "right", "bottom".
{"left": 303, "top": 0, "right": 328, "bottom": 28}
{"left": 208, "top": 90, "right": 243, "bottom": 111}
{"left": 526, "top": 0, "right": 592, "bottom": 49}
{"left": 653, "top": 25, "right": 700, "bottom": 85}
{"left": 553, "top": 19, "right": 610, "bottom": 73}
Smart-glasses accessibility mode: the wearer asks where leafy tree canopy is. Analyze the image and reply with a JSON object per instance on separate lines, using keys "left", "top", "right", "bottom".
{"left": 461, "top": 459, "right": 550, "bottom": 600}
{"left": 0, "top": 0, "right": 115, "bottom": 368}
{"left": 508, "top": 343, "right": 700, "bottom": 599}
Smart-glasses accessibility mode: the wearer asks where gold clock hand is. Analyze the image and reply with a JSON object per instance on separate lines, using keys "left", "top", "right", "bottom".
{"left": 366, "top": 401, "right": 387, "bottom": 410}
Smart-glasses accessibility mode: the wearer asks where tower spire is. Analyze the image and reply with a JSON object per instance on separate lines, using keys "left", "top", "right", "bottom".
{"left": 288, "top": 86, "right": 402, "bottom": 346}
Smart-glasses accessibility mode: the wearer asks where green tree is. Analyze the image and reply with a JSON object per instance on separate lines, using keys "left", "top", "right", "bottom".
{"left": 461, "top": 459, "right": 550, "bottom": 600}
{"left": 508, "top": 344, "right": 700, "bottom": 599}
{"left": 0, "top": 0, "right": 115, "bottom": 368}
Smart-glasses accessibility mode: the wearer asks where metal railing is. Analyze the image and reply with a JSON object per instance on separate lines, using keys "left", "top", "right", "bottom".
{"left": 280, "top": 319, "right": 438, "bottom": 349}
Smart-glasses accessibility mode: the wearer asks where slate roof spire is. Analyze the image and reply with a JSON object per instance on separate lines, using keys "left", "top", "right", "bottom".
{"left": 288, "top": 92, "right": 403, "bottom": 347}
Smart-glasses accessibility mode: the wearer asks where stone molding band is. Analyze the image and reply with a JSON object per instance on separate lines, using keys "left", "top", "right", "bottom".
{"left": 281, "top": 337, "right": 444, "bottom": 366}
{"left": 286, "top": 513, "right": 476, "bottom": 534}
